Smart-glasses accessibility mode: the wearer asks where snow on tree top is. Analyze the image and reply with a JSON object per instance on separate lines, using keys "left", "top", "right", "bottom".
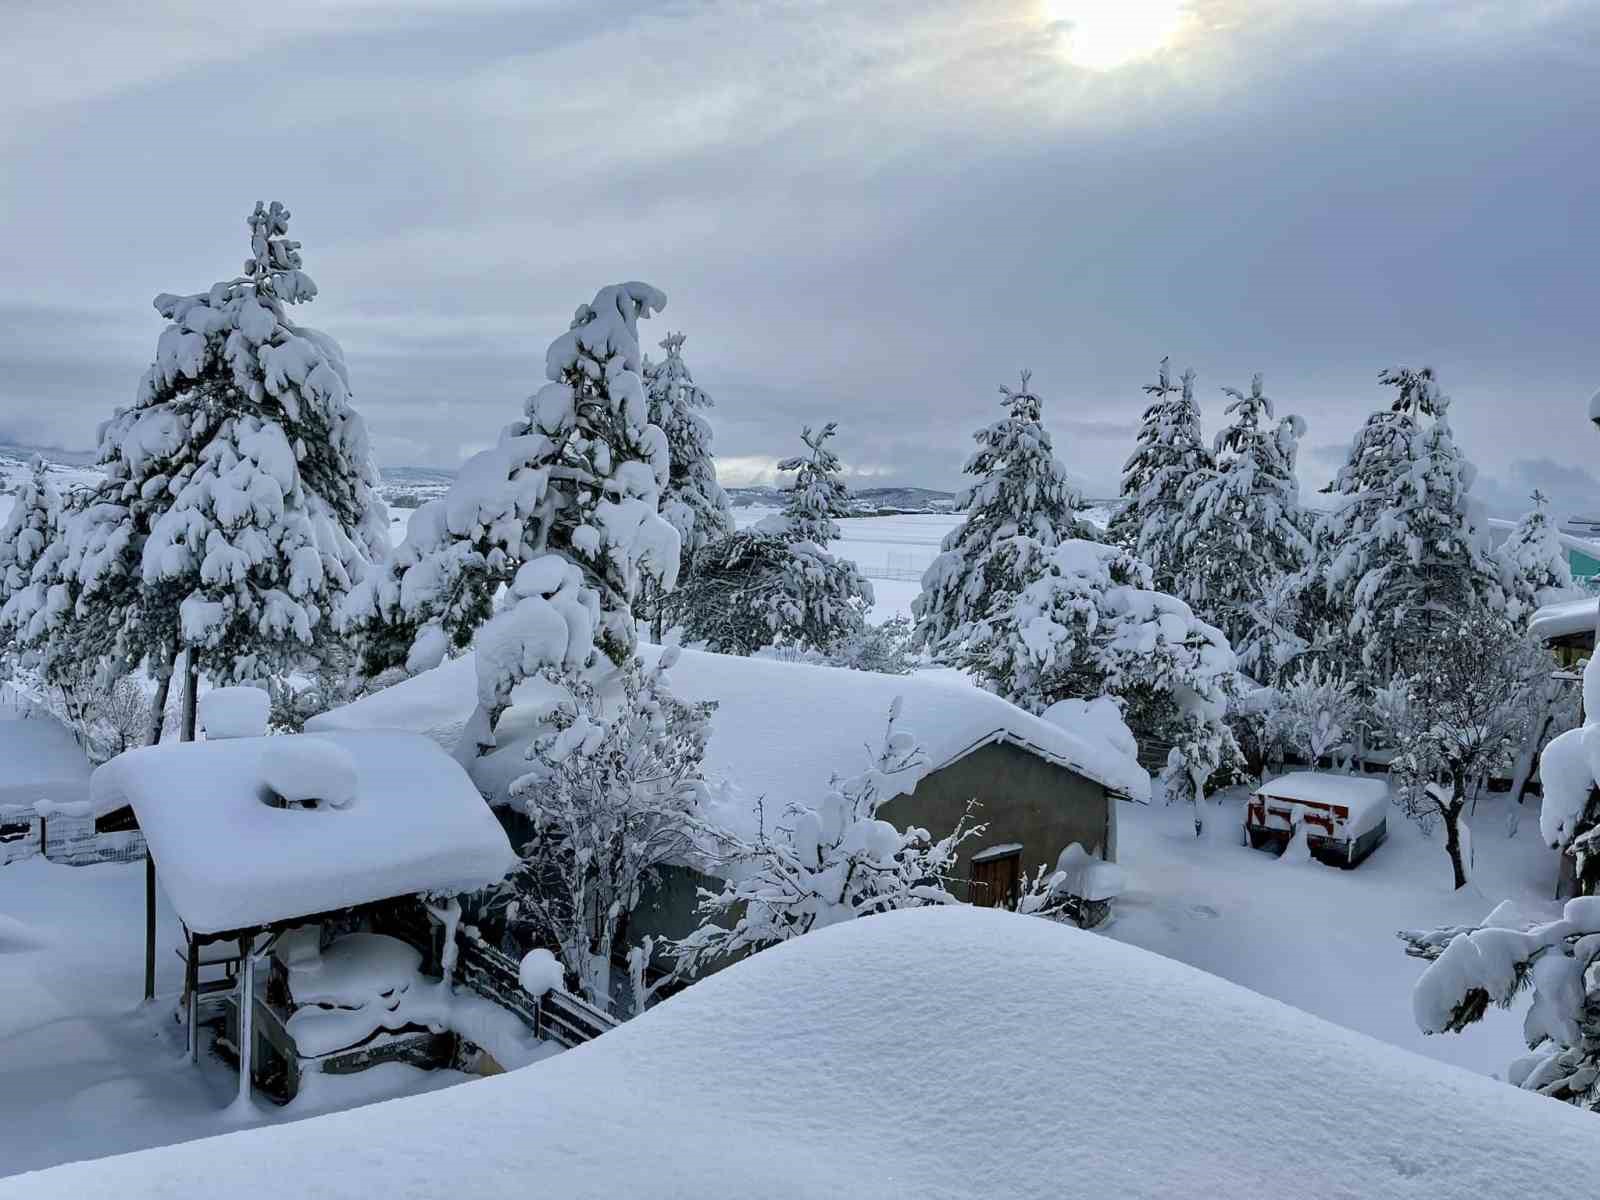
{"left": 20, "top": 905, "right": 1600, "bottom": 1199}
{"left": 308, "top": 644, "right": 1153, "bottom": 837}
{"left": 88, "top": 731, "right": 513, "bottom": 935}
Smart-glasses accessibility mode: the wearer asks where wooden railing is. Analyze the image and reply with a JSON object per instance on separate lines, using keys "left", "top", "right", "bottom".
{"left": 457, "top": 928, "right": 618, "bottom": 1049}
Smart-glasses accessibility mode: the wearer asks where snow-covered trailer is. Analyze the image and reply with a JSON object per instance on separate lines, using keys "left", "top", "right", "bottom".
{"left": 1245, "top": 772, "right": 1388, "bottom": 867}
{"left": 89, "top": 730, "right": 532, "bottom": 1105}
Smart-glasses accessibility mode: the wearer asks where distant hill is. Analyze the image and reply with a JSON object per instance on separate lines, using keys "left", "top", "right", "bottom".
{"left": 727, "top": 485, "right": 957, "bottom": 515}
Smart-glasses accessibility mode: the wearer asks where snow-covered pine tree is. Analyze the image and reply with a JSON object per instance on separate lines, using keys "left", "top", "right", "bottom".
{"left": 673, "top": 424, "right": 872, "bottom": 656}
{"left": 1313, "top": 368, "right": 1502, "bottom": 683}
{"left": 636, "top": 333, "right": 734, "bottom": 640}
{"left": 342, "top": 282, "right": 680, "bottom": 735}
{"left": 1499, "top": 490, "right": 1576, "bottom": 625}
{"left": 1108, "top": 358, "right": 1213, "bottom": 594}
{"left": 0, "top": 457, "right": 60, "bottom": 617}
{"left": 955, "top": 537, "right": 1240, "bottom": 835}
{"left": 1179, "top": 375, "right": 1311, "bottom": 683}
{"left": 913, "top": 371, "right": 1093, "bottom": 655}
{"left": 6, "top": 203, "right": 388, "bottom": 717}
{"left": 672, "top": 698, "right": 981, "bottom": 975}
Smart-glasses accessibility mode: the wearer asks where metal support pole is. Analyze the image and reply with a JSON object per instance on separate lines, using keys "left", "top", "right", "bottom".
{"left": 145, "top": 856, "right": 158, "bottom": 1002}
{"left": 185, "top": 932, "right": 199, "bottom": 1063}
{"left": 236, "top": 934, "right": 256, "bottom": 1107}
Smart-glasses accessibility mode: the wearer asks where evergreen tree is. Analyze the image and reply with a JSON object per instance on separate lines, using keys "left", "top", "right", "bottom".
{"left": 0, "top": 457, "right": 60, "bottom": 617}
{"left": 1313, "top": 368, "right": 1502, "bottom": 682}
{"left": 6, "top": 202, "right": 388, "bottom": 710}
{"left": 913, "top": 371, "right": 1093, "bottom": 654}
{"left": 342, "top": 282, "right": 681, "bottom": 732}
{"left": 1180, "top": 374, "right": 1312, "bottom": 682}
{"left": 643, "top": 332, "right": 733, "bottom": 558}
{"left": 1109, "top": 358, "right": 1213, "bottom": 593}
{"left": 673, "top": 424, "right": 873, "bottom": 656}
{"left": 1499, "top": 490, "right": 1576, "bottom": 624}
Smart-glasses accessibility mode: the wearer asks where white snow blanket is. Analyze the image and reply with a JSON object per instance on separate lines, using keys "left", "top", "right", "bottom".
{"left": 10, "top": 905, "right": 1599, "bottom": 1199}
{"left": 1529, "top": 595, "right": 1599, "bottom": 643}
{"left": 309, "top": 646, "right": 1152, "bottom": 841}
{"left": 89, "top": 731, "right": 514, "bottom": 935}
{"left": 1254, "top": 772, "right": 1388, "bottom": 838}
{"left": 0, "top": 715, "right": 91, "bottom": 811}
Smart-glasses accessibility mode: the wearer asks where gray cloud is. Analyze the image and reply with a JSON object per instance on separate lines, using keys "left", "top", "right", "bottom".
{"left": 2, "top": 1, "right": 1596, "bottom": 497}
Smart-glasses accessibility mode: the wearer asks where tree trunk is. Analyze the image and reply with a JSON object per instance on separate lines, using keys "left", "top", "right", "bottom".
{"left": 180, "top": 653, "right": 199, "bottom": 743}
{"left": 145, "top": 642, "right": 177, "bottom": 747}
{"left": 1442, "top": 770, "right": 1470, "bottom": 891}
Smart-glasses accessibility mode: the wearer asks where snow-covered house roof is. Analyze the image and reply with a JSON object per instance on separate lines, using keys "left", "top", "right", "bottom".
{"left": 1530, "top": 596, "right": 1598, "bottom": 643}
{"left": 309, "top": 647, "right": 1152, "bottom": 840}
{"left": 19, "top": 905, "right": 1600, "bottom": 1199}
{"left": 0, "top": 715, "right": 92, "bottom": 812}
{"left": 89, "top": 731, "right": 514, "bottom": 936}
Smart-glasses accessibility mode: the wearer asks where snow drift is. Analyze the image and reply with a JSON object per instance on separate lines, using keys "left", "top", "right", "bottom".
{"left": 7, "top": 906, "right": 1598, "bottom": 1199}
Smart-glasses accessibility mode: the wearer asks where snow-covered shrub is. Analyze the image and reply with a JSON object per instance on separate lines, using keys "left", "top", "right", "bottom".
{"left": 954, "top": 538, "right": 1240, "bottom": 836}
{"left": 1387, "top": 608, "right": 1547, "bottom": 889}
{"left": 914, "top": 371, "right": 1095, "bottom": 655}
{"left": 1401, "top": 895, "right": 1600, "bottom": 1110}
{"left": 1268, "top": 660, "right": 1358, "bottom": 768}
{"left": 673, "top": 425, "right": 872, "bottom": 655}
{"left": 1178, "top": 375, "right": 1312, "bottom": 682}
{"left": 1311, "top": 368, "right": 1502, "bottom": 683}
{"left": 491, "top": 650, "right": 714, "bottom": 1014}
{"left": 673, "top": 699, "right": 982, "bottom": 974}
{"left": 1499, "top": 489, "right": 1579, "bottom": 625}
{"left": 827, "top": 615, "right": 917, "bottom": 674}
{"left": 1107, "top": 358, "right": 1212, "bottom": 595}
{"left": 1536, "top": 654, "right": 1600, "bottom": 893}
{"left": 343, "top": 282, "right": 680, "bottom": 735}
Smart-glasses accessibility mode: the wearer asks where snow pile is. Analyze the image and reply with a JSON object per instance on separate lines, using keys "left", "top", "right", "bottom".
{"left": 1539, "top": 653, "right": 1600, "bottom": 851}
{"left": 89, "top": 731, "right": 514, "bottom": 935}
{"left": 1041, "top": 696, "right": 1138, "bottom": 764}
{"left": 518, "top": 948, "right": 564, "bottom": 998}
{"left": 262, "top": 739, "right": 358, "bottom": 809}
{"left": 0, "top": 714, "right": 92, "bottom": 811}
{"left": 1529, "top": 595, "right": 1598, "bottom": 644}
{"left": 311, "top": 643, "right": 1152, "bottom": 836}
{"left": 199, "top": 686, "right": 271, "bottom": 740}
{"left": 13, "top": 905, "right": 1600, "bottom": 1199}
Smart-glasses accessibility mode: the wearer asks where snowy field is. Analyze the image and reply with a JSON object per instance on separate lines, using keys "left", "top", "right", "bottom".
{"left": 12, "top": 905, "right": 1597, "bottom": 1199}
{"left": 0, "top": 773, "right": 1556, "bottom": 1177}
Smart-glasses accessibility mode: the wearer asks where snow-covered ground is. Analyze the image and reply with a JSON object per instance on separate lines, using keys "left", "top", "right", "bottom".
{"left": 12, "top": 904, "right": 1598, "bottom": 1199}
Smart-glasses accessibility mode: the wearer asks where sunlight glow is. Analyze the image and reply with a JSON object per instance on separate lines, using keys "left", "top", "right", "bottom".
{"left": 1042, "top": 0, "right": 1194, "bottom": 71}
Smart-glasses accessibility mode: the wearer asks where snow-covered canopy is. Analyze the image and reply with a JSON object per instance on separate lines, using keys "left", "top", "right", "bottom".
{"left": 15, "top": 905, "right": 1600, "bottom": 1199}
{"left": 309, "top": 646, "right": 1152, "bottom": 838}
{"left": 0, "top": 714, "right": 91, "bottom": 812}
{"left": 1530, "top": 595, "right": 1598, "bottom": 643}
{"left": 88, "top": 731, "right": 514, "bottom": 935}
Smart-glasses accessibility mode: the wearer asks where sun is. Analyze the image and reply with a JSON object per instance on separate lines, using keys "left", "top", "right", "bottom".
{"left": 1041, "top": 0, "right": 1195, "bottom": 72}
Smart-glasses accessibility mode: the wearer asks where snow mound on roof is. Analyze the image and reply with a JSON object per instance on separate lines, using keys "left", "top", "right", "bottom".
{"left": 199, "top": 686, "right": 271, "bottom": 740}
{"left": 1529, "top": 595, "right": 1598, "bottom": 642}
{"left": 0, "top": 714, "right": 91, "bottom": 811}
{"left": 312, "top": 646, "right": 1151, "bottom": 837}
{"left": 263, "top": 739, "right": 358, "bottom": 808}
{"left": 12, "top": 905, "right": 1600, "bottom": 1199}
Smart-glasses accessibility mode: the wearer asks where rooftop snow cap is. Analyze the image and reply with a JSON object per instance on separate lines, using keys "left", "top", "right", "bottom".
{"left": 200, "top": 686, "right": 271, "bottom": 739}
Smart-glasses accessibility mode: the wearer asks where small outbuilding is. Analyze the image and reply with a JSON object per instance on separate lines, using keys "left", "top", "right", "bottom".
{"left": 1246, "top": 772, "right": 1389, "bottom": 867}
{"left": 0, "top": 712, "right": 130, "bottom": 865}
{"left": 89, "top": 729, "right": 531, "bottom": 1104}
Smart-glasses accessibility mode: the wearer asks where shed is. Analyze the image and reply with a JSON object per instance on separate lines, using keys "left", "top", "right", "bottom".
{"left": 1246, "top": 772, "right": 1389, "bottom": 867}
{"left": 89, "top": 730, "right": 521, "bottom": 1104}
{"left": 311, "top": 646, "right": 1150, "bottom": 958}
{"left": 1531, "top": 596, "right": 1599, "bottom": 669}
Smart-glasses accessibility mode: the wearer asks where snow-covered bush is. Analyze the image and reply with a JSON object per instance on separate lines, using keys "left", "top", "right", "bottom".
{"left": 954, "top": 538, "right": 1240, "bottom": 836}
{"left": 1536, "top": 654, "right": 1600, "bottom": 893}
{"left": 1179, "top": 375, "right": 1311, "bottom": 681}
{"left": 1108, "top": 358, "right": 1212, "bottom": 595}
{"left": 0, "top": 457, "right": 59, "bottom": 620}
{"left": 757, "top": 615, "right": 918, "bottom": 675}
{"left": 1401, "top": 895, "right": 1600, "bottom": 1110}
{"left": 492, "top": 650, "right": 714, "bottom": 1014}
{"left": 1499, "top": 490, "right": 1578, "bottom": 625}
{"left": 5, "top": 202, "right": 388, "bottom": 730}
{"left": 343, "top": 282, "right": 680, "bottom": 735}
{"left": 1269, "top": 660, "right": 1358, "bottom": 768}
{"left": 673, "top": 425, "right": 872, "bottom": 655}
{"left": 673, "top": 699, "right": 981, "bottom": 974}
{"left": 1386, "top": 607, "right": 1547, "bottom": 888}
{"left": 914, "top": 371, "right": 1094, "bottom": 655}
{"left": 1312, "top": 368, "right": 1502, "bottom": 682}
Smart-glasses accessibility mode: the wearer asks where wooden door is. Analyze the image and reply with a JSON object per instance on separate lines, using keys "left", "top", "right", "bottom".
{"left": 971, "top": 850, "right": 1022, "bottom": 910}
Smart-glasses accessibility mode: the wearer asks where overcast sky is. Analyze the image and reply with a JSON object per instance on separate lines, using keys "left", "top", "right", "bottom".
{"left": 2, "top": 0, "right": 1596, "bottom": 513}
